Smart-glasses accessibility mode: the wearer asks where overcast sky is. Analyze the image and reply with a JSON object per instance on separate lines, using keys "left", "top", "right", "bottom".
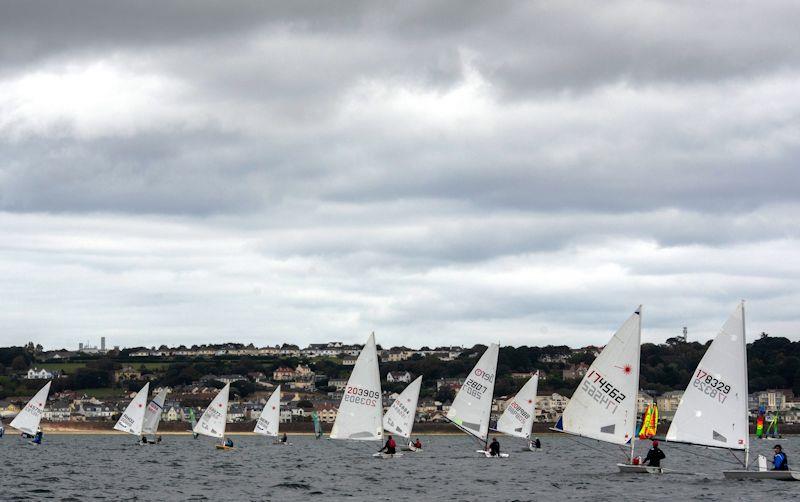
{"left": 1, "top": 1, "right": 799, "bottom": 350}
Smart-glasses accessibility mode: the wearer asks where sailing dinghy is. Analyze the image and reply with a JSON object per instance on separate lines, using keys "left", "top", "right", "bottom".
{"left": 549, "top": 307, "right": 646, "bottom": 472}
{"left": 330, "top": 334, "right": 398, "bottom": 457}
{"left": 114, "top": 383, "right": 150, "bottom": 441}
{"left": 10, "top": 381, "right": 51, "bottom": 443}
{"left": 255, "top": 385, "right": 290, "bottom": 445}
{"left": 496, "top": 372, "right": 539, "bottom": 452}
{"left": 445, "top": 343, "right": 507, "bottom": 458}
{"left": 663, "top": 302, "right": 797, "bottom": 480}
{"left": 383, "top": 376, "right": 423, "bottom": 452}
{"left": 193, "top": 383, "right": 233, "bottom": 450}
{"left": 140, "top": 388, "right": 167, "bottom": 444}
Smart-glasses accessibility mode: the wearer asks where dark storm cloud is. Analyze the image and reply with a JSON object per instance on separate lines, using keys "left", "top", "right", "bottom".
{"left": 1, "top": 1, "right": 799, "bottom": 347}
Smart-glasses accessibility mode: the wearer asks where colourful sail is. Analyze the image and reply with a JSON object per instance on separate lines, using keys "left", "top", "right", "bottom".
{"left": 755, "top": 406, "right": 765, "bottom": 438}
{"left": 765, "top": 412, "right": 779, "bottom": 438}
{"left": 638, "top": 403, "right": 658, "bottom": 439}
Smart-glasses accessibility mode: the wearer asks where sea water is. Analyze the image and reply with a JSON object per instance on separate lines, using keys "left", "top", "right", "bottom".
{"left": 0, "top": 434, "right": 796, "bottom": 501}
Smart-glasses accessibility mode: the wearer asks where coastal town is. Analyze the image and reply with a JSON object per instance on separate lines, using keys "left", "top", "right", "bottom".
{"left": 2, "top": 334, "right": 799, "bottom": 430}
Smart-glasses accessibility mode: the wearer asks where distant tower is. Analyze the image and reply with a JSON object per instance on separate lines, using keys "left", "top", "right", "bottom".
{"left": 101, "top": 337, "right": 106, "bottom": 352}
{"left": 681, "top": 326, "right": 688, "bottom": 342}
{"left": 79, "top": 342, "right": 84, "bottom": 351}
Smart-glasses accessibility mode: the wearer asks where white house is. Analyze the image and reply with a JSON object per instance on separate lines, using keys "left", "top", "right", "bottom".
{"left": 386, "top": 371, "right": 412, "bottom": 383}
{"left": 25, "top": 368, "right": 54, "bottom": 379}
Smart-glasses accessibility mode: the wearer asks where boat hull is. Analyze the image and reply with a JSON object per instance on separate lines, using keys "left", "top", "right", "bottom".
{"left": 476, "top": 450, "right": 509, "bottom": 458}
{"left": 722, "top": 470, "right": 800, "bottom": 481}
{"left": 215, "top": 445, "right": 235, "bottom": 450}
{"left": 372, "top": 452, "right": 404, "bottom": 459}
{"left": 617, "top": 463, "right": 662, "bottom": 474}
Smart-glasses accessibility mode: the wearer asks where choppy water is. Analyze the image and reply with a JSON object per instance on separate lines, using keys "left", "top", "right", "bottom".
{"left": 0, "top": 434, "right": 796, "bottom": 501}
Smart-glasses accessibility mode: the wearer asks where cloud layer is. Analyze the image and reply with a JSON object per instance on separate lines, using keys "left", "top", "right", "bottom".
{"left": 1, "top": 1, "right": 798, "bottom": 349}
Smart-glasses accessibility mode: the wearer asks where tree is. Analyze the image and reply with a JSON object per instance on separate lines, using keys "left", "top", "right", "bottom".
{"left": 11, "top": 355, "right": 28, "bottom": 371}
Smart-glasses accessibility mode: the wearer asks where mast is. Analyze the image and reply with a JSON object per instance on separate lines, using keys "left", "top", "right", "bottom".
{"left": 741, "top": 300, "right": 749, "bottom": 468}
{"left": 631, "top": 306, "right": 642, "bottom": 463}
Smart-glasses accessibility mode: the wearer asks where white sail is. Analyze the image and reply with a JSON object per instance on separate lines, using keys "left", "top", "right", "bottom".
{"left": 330, "top": 333, "right": 383, "bottom": 441}
{"left": 446, "top": 343, "right": 499, "bottom": 442}
{"left": 383, "top": 376, "right": 422, "bottom": 439}
{"left": 141, "top": 388, "right": 168, "bottom": 435}
{"left": 555, "top": 306, "right": 641, "bottom": 446}
{"left": 114, "top": 383, "right": 150, "bottom": 436}
{"left": 10, "top": 381, "right": 51, "bottom": 435}
{"left": 254, "top": 385, "right": 281, "bottom": 437}
{"left": 194, "top": 384, "right": 230, "bottom": 439}
{"left": 666, "top": 302, "right": 749, "bottom": 451}
{"left": 497, "top": 372, "right": 539, "bottom": 439}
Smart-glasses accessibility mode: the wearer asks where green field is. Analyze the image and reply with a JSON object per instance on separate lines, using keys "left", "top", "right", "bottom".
{"left": 75, "top": 388, "right": 127, "bottom": 398}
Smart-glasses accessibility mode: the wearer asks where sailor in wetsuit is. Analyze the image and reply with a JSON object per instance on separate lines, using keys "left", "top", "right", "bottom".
{"left": 642, "top": 440, "right": 665, "bottom": 467}
{"left": 773, "top": 444, "right": 789, "bottom": 471}
{"left": 379, "top": 435, "right": 397, "bottom": 455}
{"left": 489, "top": 437, "right": 501, "bottom": 456}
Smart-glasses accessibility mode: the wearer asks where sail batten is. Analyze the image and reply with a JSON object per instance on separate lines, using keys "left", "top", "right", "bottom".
{"left": 666, "top": 302, "right": 749, "bottom": 451}
{"left": 446, "top": 343, "right": 500, "bottom": 443}
{"left": 556, "top": 307, "right": 642, "bottom": 446}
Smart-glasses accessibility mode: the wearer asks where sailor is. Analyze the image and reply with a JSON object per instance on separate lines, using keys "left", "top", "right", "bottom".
{"left": 534, "top": 438, "right": 541, "bottom": 449}
{"left": 0, "top": 424, "right": 4, "bottom": 438}
{"left": 32, "top": 429, "right": 43, "bottom": 444}
{"left": 379, "top": 435, "right": 397, "bottom": 455}
{"left": 413, "top": 438, "right": 422, "bottom": 449}
{"left": 281, "top": 432, "right": 288, "bottom": 443}
{"left": 489, "top": 437, "right": 501, "bottom": 456}
{"left": 642, "top": 440, "right": 665, "bottom": 467}
{"left": 140, "top": 436, "right": 148, "bottom": 444}
{"left": 772, "top": 444, "right": 789, "bottom": 471}
{"left": 225, "top": 437, "right": 234, "bottom": 448}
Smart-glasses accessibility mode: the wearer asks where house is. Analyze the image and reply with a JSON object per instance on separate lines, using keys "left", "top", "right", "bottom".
{"left": 218, "top": 374, "right": 247, "bottom": 384}
{"left": 328, "top": 378, "right": 348, "bottom": 391}
{"left": 656, "top": 391, "right": 684, "bottom": 417}
{"left": 436, "top": 377, "right": 465, "bottom": 392}
{"left": 636, "top": 392, "right": 655, "bottom": 414}
{"left": 750, "top": 389, "right": 794, "bottom": 411}
{"left": 114, "top": 366, "right": 142, "bottom": 382}
{"left": 279, "top": 409, "right": 293, "bottom": 423}
{"left": 42, "top": 404, "right": 71, "bottom": 422}
{"left": 164, "top": 407, "right": 181, "bottom": 422}
{"left": 535, "top": 393, "right": 570, "bottom": 420}
{"left": 25, "top": 368, "right": 54, "bottom": 379}
{"left": 295, "top": 365, "right": 314, "bottom": 378}
{"left": 315, "top": 403, "right": 338, "bottom": 423}
{"left": 273, "top": 367, "right": 295, "bottom": 381}
{"left": 561, "top": 363, "right": 590, "bottom": 380}
{"left": 341, "top": 355, "right": 358, "bottom": 366}
{"left": 289, "top": 380, "right": 316, "bottom": 391}
{"left": 386, "top": 371, "right": 412, "bottom": 383}
{"left": 0, "top": 401, "right": 20, "bottom": 418}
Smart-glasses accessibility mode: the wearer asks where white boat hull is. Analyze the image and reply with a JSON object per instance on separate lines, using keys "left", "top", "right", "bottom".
{"left": 372, "top": 452, "right": 404, "bottom": 459}
{"left": 476, "top": 450, "right": 509, "bottom": 458}
{"left": 617, "top": 463, "right": 663, "bottom": 474}
{"left": 722, "top": 470, "right": 800, "bottom": 481}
